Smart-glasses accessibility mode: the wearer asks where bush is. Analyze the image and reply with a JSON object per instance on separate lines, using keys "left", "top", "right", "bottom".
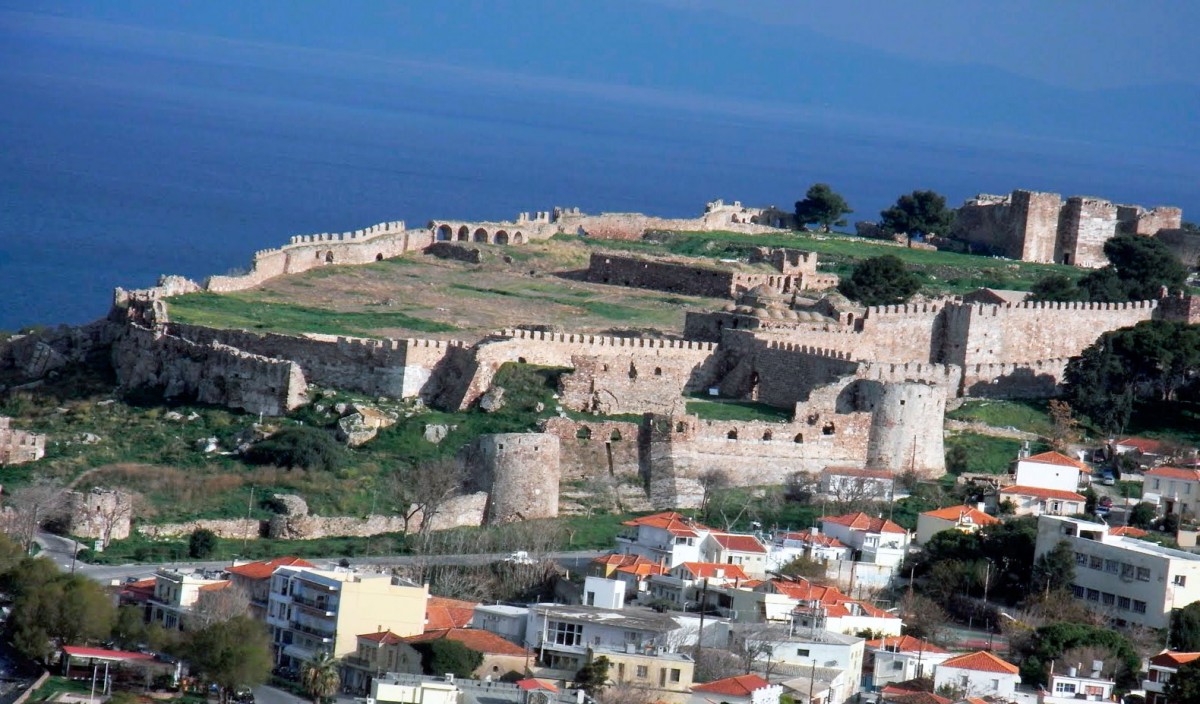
{"left": 244, "top": 426, "right": 344, "bottom": 471}
{"left": 189, "top": 529, "right": 218, "bottom": 559}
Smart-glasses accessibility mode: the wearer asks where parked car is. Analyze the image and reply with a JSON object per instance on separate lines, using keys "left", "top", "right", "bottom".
{"left": 504, "top": 550, "right": 535, "bottom": 565}
{"left": 1102, "top": 472, "right": 1116, "bottom": 486}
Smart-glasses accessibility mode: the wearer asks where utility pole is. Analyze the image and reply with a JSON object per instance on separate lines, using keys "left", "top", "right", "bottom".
{"left": 693, "top": 578, "right": 710, "bottom": 661}
{"left": 241, "top": 486, "right": 255, "bottom": 555}
{"left": 982, "top": 559, "right": 991, "bottom": 604}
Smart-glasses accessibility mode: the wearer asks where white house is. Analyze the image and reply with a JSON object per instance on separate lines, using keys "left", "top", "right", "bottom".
{"left": 1014, "top": 451, "right": 1088, "bottom": 493}
{"left": 1034, "top": 515, "right": 1200, "bottom": 629}
{"left": 525, "top": 604, "right": 694, "bottom": 678}
{"left": 646, "top": 562, "right": 750, "bottom": 607}
{"left": 915, "top": 506, "right": 999, "bottom": 545}
{"left": 691, "top": 674, "right": 781, "bottom": 704}
{"left": 617, "top": 512, "right": 712, "bottom": 568}
{"left": 582, "top": 576, "right": 626, "bottom": 609}
{"left": 767, "top": 530, "right": 851, "bottom": 570}
{"left": 734, "top": 626, "right": 863, "bottom": 703}
{"left": 702, "top": 532, "right": 769, "bottom": 579}
{"left": 1143, "top": 650, "right": 1200, "bottom": 704}
{"left": 471, "top": 604, "right": 530, "bottom": 645}
{"left": 1039, "top": 663, "right": 1115, "bottom": 704}
{"left": 1145, "top": 466, "right": 1200, "bottom": 517}
{"left": 819, "top": 512, "right": 909, "bottom": 567}
{"left": 864, "top": 635, "right": 951, "bottom": 690}
{"left": 998, "top": 485, "right": 1086, "bottom": 517}
{"left": 932, "top": 651, "right": 1019, "bottom": 699}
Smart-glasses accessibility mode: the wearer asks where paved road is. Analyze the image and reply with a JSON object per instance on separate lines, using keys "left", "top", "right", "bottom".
{"left": 33, "top": 532, "right": 603, "bottom": 584}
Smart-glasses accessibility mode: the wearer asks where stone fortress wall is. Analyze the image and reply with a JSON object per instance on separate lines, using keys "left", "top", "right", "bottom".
{"left": 583, "top": 250, "right": 839, "bottom": 300}
{"left": 0, "top": 416, "right": 46, "bottom": 466}
{"left": 952, "top": 189, "right": 1182, "bottom": 267}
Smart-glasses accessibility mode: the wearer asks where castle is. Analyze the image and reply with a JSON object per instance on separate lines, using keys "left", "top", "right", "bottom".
{"left": 951, "top": 189, "right": 1182, "bottom": 266}
{"left": 6, "top": 199, "right": 1199, "bottom": 534}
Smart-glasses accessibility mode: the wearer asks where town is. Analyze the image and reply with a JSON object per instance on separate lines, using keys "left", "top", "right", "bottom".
{"left": 2, "top": 189, "right": 1200, "bottom": 704}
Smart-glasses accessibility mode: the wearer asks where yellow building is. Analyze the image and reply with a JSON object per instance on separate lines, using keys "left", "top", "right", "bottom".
{"left": 266, "top": 566, "right": 428, "bottom": 666}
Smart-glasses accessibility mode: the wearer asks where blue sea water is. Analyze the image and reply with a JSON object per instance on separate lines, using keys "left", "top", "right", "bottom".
{"left": 2, "top": 14, "right": 1198, "bottom": 331}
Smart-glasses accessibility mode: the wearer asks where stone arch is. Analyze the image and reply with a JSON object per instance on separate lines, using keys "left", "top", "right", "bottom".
{"left": 610, "top": 429, "right": 622, "bottom": 441}
{"left": 436, "top": 224, "right": 453, "bottom": 241}
{"left": 793, "top": 433, "right": 804, "bottom": 443}
{"left": 675, "top": 422, "right": 686, "bottom": 433}
{"left": 822, "top": 422, "right": 836, "bottom": 436}
{"left": 473, "top": 228, "right": 489, "bottom": 243}
{"left": 512, "top": 231, "right": 525, "bottom": 244}
{"left": 457, "top": 226, "right": 470, "bottom": 241}
{"left": 762, "top": 430, "right": 773, "bottom": 441}
{"left": 654, "top": 367, "right": 663, "bottom": 376}
{"left": 727, "top": 429, "right": 739, "bottom": 440}
{"left": 375, "top": 253, "right": 384, "bottom": 261}
{"left": 576, "top": 426, "right": 592, "bottom": 440}
{"left": 325, "top": 251, "right": 334, "bottom": 264}
{"left": 495, "top": 230, "right": 510, "bottom": 245}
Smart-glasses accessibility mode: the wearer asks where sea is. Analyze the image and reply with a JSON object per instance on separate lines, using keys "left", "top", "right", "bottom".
{"left": 3, "top": 17, "right": 1199, "bottom": 331}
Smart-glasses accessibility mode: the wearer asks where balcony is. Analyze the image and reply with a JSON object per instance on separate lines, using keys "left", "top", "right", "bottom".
{"left": 291, "top": 594, "right": 336, "bottom": 616}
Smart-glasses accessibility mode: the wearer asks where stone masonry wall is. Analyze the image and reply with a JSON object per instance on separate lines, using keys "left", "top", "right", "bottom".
{"left": 1058, "top": 197, "right": 1119, "bottom": 268}
{"left": 112, "top": 325, "right": 306, "bottom": 416}
{"left": 585, "top": 253, "right": 736, "bottom": 298}
{"left": 1117, "top": 205, "right": 1183, "bottom": 236}
{"left": 0, "top": 417, "right": 46, "bottom": 465}
{"left": 465, "top": 433, "right": 561, "bottom": 524}
{"left": 539, "top": 418, "right": 642, "bottom": 483}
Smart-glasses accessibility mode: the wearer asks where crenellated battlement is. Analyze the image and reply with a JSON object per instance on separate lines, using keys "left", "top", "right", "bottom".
{"left": 864, "top": 301, "right": 947, "bottom": 317}
{"left": 286, "top": 220, "right": 407, "bottom": 247}
{"left": 959, "top": 298, "right": 1160, "bottom": 314}
{"left": 762, "top": 341, "right": 856, "bottom": 360}
{"left": 858, "top": 360, "right": 960, "bottom": 380}
{"left": 496, "top": 328, "right": 718, "bottom": 351}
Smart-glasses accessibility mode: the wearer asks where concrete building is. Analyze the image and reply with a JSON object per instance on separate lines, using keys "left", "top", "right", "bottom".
{"left": 267, "top": 565, "right": 428, "bottom": 665}
{"left": 702, "top": 532, "right": 769, "bottom": 579}
{"left": 864, "top": 635, "right": 950, "bottom": 691}
{"left": 582, "top": 576, "right": 626, "bottom": 609}
{"left": 932, "top": 651, "right": 1019, "bottom": 700}
{"left": 819, "top": 513, "right": 909, "bottom": 567}
{"left": 1039, "top": 664, "right": 1115, "bottom": 704}
{"left": 617, "top": 512, "right": 712, "bottom": 568}
{"left": 524, "top": 604, "right": 697, "bottom": 680}
{"left": 734, "top": 625, "right": 863, "bottom": 703}
{"left": 1143, "top": 650, "right": 1200, "bottom": 704}
{"left": 1014, "top": 451, "right": 1088, "bottom": 493}
{"left": 915, "top": 506, "right": 998, "bottom": 545}
{"left": 371, "top": 674, "right": 460, "bottom": 704}
{"left": 646, "top": 563, "right": 750, "bottom": 608}
{"left": 1034, "top": 515, "right": 1200, "bottom": 628}
{"left": 1145, "top": 466, "right": 1200, "bottom": 517}
{"left": 691, "top": 674, "right": 782, "bottom": 704}
{"left": 767, "top": 529, "right": 851, "bottom": 570}
{"left": 148, "top": 568, "right": 229, "bottom": 630}
{"left": 998, "top": 485, "right": 1086, "bottom": 517}
{"left": 603, "top": 648, "right": 696, "bottom": 702}
{"left": 472, "top": 604, "right": 531, "bottom": 646}
{"left": 226, "top": 556, "right": 315, "bottom": 619}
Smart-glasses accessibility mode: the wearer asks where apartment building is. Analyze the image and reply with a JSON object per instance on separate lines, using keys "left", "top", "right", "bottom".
{"left": 766, "top": 529, "right": 850, "bottom": 570}
{"left": 734, "top": 625, "right": 863, "bottom": 703}
{"left": 1034, "top": 515, "right": 1200, "bottom": 628}
{"left": 819, "top": 513, "right": 909, "bottom": 567}
{"left": 226, "top": 556, "right": 315, "bottom": 620}
{"left": 266, "top": 565, "right": 428, "bottom": 665}
{"left": 148, "top": 568, "right": 229, "bottom": 630}
{"left": 617, "top": 512, "right": 711, "bottom": 568}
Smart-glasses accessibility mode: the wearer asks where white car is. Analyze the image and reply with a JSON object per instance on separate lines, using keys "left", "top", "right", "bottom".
{"left": 504, "top": 550, "right": 535, "bottom": 565}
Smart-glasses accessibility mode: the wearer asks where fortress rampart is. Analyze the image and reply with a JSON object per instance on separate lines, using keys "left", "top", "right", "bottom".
{"left": 0, "top": 416, "right": 46, "bottom": 466}
{"left": 585, "top": 253, "right": 837, "bottom": 299}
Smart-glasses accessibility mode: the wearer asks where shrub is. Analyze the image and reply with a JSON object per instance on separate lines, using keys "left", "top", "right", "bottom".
{"left": 189, "top": 529, "right": 218, "bottom": 559}
{"left": 244, "top": 426, "right": 344, "bottom": 471}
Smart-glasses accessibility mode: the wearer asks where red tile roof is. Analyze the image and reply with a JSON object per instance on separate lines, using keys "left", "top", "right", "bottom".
{"left": 198, "top": 580, "right": 231, "bottom": 592}
{"left": 822, "top": 512, "right": 907, "bottom": 534}
{"left": 710, "top": 533, "right": 767, "bottom": 553}
{"left": 227, "top": 556, "right": 315, "bottom": 580}
{"left": 692, "top": 674, "right": 772, "bottom": 696}
{"left": 919, "top": 506, "right": 999, "bottom": 525}
{"left": 1146, "top": 466, "right": 1200, "bottom": 481}
{"left": 623, "top": 512, "right": 710, "bottom": 537}
{"left": 616, "top": 563, "right": 670, "bottom": 578}
{"left": 119, "top": 578, "right": 157, "bottom": 603}
{"left": 778, "top": 530, "right": 847, "bottom": 548}
{"left": 358, "top": 630, "right": 406, "bottom": 645}
{"left": 1149, "top": 651, "right": 1200, "bottom": 668}
{"left": 516, "top": 679, "right": 558, "bottom": 692}
{"left": 888, "top": 694, "right": 950, "bottom": 704}
{"left": 999, "top": 485, "right": 1085, "bottom": 501}
{"left": 403, "top": 628, "right": 528, "bottom": 656}
{"left": 822, "top": 467, "right": 895, "bottom": 480}
{"left": 1110, "top": 526, "right": 1149, "bottom": 538}
{"left": 426, "top": 596, "right": 478, "bottom": 630}
{"left": 593, "top": 553, "right": 655, "bottom": 568}
{"left": 63, "top": 646, "right": 154, "bottom": 661}
{"left": 763, "top": 578, "right": 897, "bottom": 620}
{"left": 865, "top": 635, "right": 948, "bottom": 655}
{"left": 1022, "top": 451, "right": 1088, "bottom": 470}
{"left": 939, "top": 651, "right": 1018, "bottom": 674}
{"left": 1116, "top": 437, "right": 1170, "bottom": 454}
{"left": 678, "top": 562, "right": 750, "bottom": 581}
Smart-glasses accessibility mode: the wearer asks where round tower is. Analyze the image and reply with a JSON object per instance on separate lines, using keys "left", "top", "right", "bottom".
{"left": 865, "top": 381, "right": 946, "bottom": 478}
{"left": 476, "top": 433, "right": 560, "bottom": 524}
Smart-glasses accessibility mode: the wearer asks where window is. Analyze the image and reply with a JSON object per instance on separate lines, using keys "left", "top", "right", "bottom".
{"left": 1071, "top": 584, "right": 1085, "bottom": 598}
{"left": 1154, "top": 479, "right": 1161, "bottom": 490}
{"left": 1175, "top": 575, "right": 1188, "bottom": 587}
{"left": 1075, "top": 552, "right": 1089, "bottom": 566}
{"left": 991, "top": 679, "right": 1000, "bottom": 691}
{"left": 797, "top": 649, "right": 810, "bottom": 657}
{"left": 1104, "top": 559, "right": 1119, "bottom": 574}
{"left": 1089, "top": 556, "right": 1104, "bottom": 570}
{"left": 670, "top": 669, "right": 681, "bottom": 683}
{"left": 1102, "top": 592, "right": 1115, "bottom": 606}
{"left": 1121, "top": 563, "right": 1135, "bottom": 579}
{"left": 892, "top": 661, "right": 904, "bottom": 671}
{"left": 1137, "top": 567, "right": 1152, "bottom": 582}
{"left": 1055, "top": 682, "right": 1077, "bottom": 694}
{"left": 1133, "top": 600, "right": 1147, "bottom": 614}
{"left": 549, "top": 621, "right": 583, "bottom": 646}
{"left": 1086, "top": 588, "right": 1100, "bottom": 602}
{"left": 636, "top": 666, "right": 648, "bottom": 679}
{"left": 1117, "top": 596, "right": 1131, "bottom": 610}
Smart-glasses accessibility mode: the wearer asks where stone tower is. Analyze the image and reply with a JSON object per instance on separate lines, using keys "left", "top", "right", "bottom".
{"left": 864, "top": 381, "right": 946, "bottom": 478}
{"left": 471, "top": 433, "right": 560, "bottom": 524}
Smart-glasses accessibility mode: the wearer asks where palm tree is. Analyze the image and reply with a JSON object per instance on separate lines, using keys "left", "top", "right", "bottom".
{"left": 300, "top": 652, "right": 340, "bottom": 704}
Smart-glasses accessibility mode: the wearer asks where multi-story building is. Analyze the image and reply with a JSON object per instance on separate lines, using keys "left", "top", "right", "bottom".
{"left": 819, "top": 513, "right": 909, "bottom": 567}
{"left": 148, "top": 568, "right": 229, "bottom": 630}
{"left": 226, "top": 556, "right": 315, "bottom": 620}
{"left": 999, "top": 485, "right": 1086, "bottom": 517}
{"left": 524, "top": 604, "right": 695, "bottom": 678}
{"left": 864, "top": 635, "right": 950, "bottom": 690}
{"left": 767, "top": 529, "right": 851, "bottom": 570}
{"left": 1034, "top": 515, "right": 1200, "bottom": 628}
{"left": 1145, "top": 466, "right": 1200, "bottom": 517}
{"left": 267, "top": 565, "right": 428, "bottom": 665}
{"left": 914, "top": 506, "right": 998, "bottom": 545}
{"left": 617, "top": 512, "right": 712, "bottom": 568}
{"left": 646, "top": 563, "right": 750, "bottom": 607}
{"left": 734, "top": 626, "right": 863, "bottom": 703}
{"left": 472, "top": 604, "right": 531, "bottom": 646}
{"left": 700, "top": 577, "right": 900, "bottom": 636}
{"left": 932, "top": 651, "right": 1020, "bottom": 700}
{"left": 1013, "top": 451, "right": 1088, "bottom": 493}
{"left": 702, "top": 533, "right": 769, "bottom": 579}
{"left": 1143, "top": 650, "right": 1200, "bottom": 704}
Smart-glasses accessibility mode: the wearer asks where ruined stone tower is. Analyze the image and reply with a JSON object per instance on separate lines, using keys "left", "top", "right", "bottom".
{"left": 470, "top": 433, "right": 560, "bottom": 524}
{"left": 863, "top": 381, "right": 947, "bottom": 478}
